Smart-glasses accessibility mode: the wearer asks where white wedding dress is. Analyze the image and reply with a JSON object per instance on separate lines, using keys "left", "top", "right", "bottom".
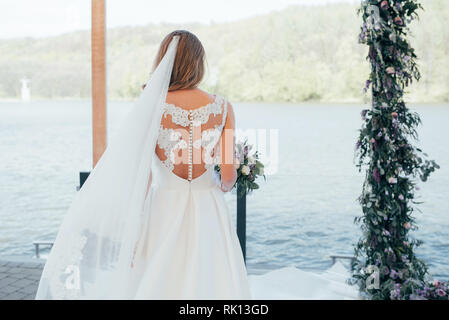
{"left": 35, "top": 36, "right": 358, "bottom": 300}
{"left": 129, "top": 94, "right": 251, "bottom": 299}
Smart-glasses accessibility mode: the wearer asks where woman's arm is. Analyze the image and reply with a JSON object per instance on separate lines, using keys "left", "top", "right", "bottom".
{"left": 219, "top": 102, "right": 237, "bottom": 192}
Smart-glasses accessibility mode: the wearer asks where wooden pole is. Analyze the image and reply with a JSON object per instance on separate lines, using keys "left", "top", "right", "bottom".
{"left": 91, "top": 0, "right": 107, "bottom": 168}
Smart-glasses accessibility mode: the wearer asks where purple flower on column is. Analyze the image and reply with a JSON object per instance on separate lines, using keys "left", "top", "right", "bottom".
{"left": 361, "top": 109, "right": 368, "bottom": 120}
{"left": 372, "top": 168, "right": 381, "bottom": 184}
{"left": 392, "top": 118, "right": 399, "bottom": 128}
{"left": 365, "top": 80, "right": 371, "bottom": 88}
{"left": 404, "top": 55, "right": 411, "bottom": 63}
{"left": 363, "top": 80, "right": 371, "bottom": 93}
{"left": 377, "top": 131, "right": 383, "bottom": 138}
{"left": 390, "top": 269, "right": 399, "bottom": 279}
{"left": 373, "top": 140, "right": 378, "bottom": 151}
{"left": 370, "top": 235, "right": 377, "bottom": 248}
{"left": 382, "top": 266, "right": 390, "bottom": 275}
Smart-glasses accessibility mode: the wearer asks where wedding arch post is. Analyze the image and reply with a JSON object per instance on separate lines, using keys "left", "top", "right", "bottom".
{"left": 352, "top": 0, "right": 445, "bottom": 300}
{"left": 91, "top": 0, "right": 107, "bottom": 168}
{"left": 79, "top": 0, "right": 107, "bottom": 188}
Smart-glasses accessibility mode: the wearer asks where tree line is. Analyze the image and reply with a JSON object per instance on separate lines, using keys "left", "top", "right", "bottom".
{"left": 0, "top": 0, "right": 447, "bottom": 103}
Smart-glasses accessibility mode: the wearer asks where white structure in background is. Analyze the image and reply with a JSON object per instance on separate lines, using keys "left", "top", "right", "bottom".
{"left": 21, "top": 77, "right": 31, "bottom": 102}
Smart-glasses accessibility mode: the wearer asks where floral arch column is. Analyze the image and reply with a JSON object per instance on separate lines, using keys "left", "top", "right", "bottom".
{"left": 352, "top": 0, "right": 447, "bottom": 300}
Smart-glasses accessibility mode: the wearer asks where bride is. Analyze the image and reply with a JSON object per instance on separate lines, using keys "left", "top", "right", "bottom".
{"left": 36, "top": 30, "right": 358, "bottom": 300}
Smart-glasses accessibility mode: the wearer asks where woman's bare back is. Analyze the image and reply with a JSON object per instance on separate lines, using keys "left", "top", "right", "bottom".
{"left": 155, "top": 88, "right": 233, "bottom": 182}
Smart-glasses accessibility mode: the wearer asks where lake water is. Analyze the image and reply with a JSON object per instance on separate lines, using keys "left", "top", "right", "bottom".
{"left": 0, "top": 100, "right": 448, "bottom": 280}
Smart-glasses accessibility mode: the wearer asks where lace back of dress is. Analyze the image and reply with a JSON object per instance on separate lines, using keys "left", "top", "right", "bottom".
{"left": 156, "top": 95, "right": 228, "bottom": 181}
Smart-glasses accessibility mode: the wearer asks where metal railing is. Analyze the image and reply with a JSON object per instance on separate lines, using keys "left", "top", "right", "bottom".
{"left": 35, "top": 171, "right": 353, "bottom": 269}
{"left": 33, "top": 241, "right": 53, "bottom": 259}
{"left": 330, "top": 255, "right": 356, "bottom": 265}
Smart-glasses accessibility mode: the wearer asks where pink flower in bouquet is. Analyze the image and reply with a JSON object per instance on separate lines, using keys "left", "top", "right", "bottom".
{"left": 404, "top": 222, "right": 411, "bottom": 230}
{"left": 380, "top": 1, "right": 389, "bottom": 10}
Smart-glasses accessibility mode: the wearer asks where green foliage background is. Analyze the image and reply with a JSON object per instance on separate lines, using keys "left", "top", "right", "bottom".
{"left": 0, "top": 0, "right": 447, "bottom": 103}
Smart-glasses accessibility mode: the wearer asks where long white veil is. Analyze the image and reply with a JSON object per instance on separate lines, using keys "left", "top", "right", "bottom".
{"left": 36, "top": 36, "right": 180, "bottom": 299}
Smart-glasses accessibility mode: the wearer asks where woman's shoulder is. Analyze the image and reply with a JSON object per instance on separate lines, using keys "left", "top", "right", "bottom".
{"left": 202, "top": 91, "right": 232, "bottom": 107}
{"left": 165, "top": 88, "right": 233, "bottom": 114}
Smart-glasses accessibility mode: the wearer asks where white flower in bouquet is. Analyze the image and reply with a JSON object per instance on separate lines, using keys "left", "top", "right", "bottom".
{"left": 215, "top": 139, "right": 266, "bottom": 196}
{"left": 241, "top": 165, "right": 250, "bottom": 176}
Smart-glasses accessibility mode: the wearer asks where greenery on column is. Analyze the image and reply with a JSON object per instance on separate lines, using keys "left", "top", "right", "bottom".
{"left": 352, "top": 0, "right": 447, "bottom": 300}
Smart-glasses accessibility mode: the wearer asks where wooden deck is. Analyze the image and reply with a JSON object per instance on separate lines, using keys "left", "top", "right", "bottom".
{"left": 0, "top": 257, "right": 288, "bottom": 300}
{"left": 0, "top": 257, "right": 44, "bottom": 300}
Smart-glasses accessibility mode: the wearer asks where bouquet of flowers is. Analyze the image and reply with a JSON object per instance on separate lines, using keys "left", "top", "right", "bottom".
{"left": 215, "top": 139, "right": 265, "bottom": 197}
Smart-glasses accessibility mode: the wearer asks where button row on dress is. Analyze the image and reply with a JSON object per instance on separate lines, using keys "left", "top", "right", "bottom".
{"left": 188, "top": 111, "right": 193, "bottom": 182}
